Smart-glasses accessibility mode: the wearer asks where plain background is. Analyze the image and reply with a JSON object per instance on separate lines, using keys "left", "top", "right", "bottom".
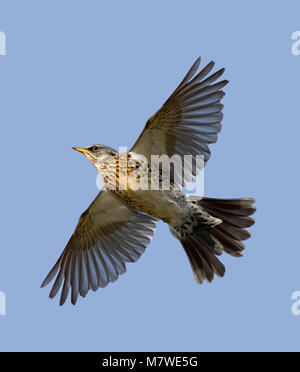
{"left": 0, "top": 0, "right": 300, "bottom": 351}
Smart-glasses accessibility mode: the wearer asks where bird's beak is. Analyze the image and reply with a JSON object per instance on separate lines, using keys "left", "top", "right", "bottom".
{"left": 72, "top": 147, "right": 89, "bottom": 155}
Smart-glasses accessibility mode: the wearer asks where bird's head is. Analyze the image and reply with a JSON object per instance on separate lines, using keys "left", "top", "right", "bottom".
{"left": 73, "top": 144, "right": 117, "bottom": 170}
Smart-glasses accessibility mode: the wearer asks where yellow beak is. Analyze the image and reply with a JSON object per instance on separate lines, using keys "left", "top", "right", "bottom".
{"left": 72, "top": 147, "right": 89, "bottom": 154}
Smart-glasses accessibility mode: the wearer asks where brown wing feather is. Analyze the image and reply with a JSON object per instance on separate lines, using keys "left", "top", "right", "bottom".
{"left": 41, "top": 189, "right": 157, "bottom": 305}
{"left": 131, "top": 57, "right": 228, "bottom": 185}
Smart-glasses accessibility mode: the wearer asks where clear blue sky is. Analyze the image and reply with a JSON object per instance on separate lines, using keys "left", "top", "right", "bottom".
{"left": 0, "top": 0, "right": 300, "bottom": 351}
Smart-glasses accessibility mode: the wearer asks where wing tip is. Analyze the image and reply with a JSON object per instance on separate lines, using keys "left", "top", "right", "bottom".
{"left": 194, "top": 56, "right": 201, "bottom": 68}
{"left": 40, "top": 275, "right": 51, "bottom": 288}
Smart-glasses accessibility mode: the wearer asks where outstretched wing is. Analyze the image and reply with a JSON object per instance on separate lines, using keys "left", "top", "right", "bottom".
{"left": 41, "top": 189, "right": 158, "bottom": 305}
{"left": 131, "top": 57, "right": 228, "bottom": 185}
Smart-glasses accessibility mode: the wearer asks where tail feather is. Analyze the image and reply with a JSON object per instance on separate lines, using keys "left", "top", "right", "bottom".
{"left": 193, "top": 228, "right": 223, "bottom": 256}
{"left": 178, "top": 197, "right": 255, "bottom": 283}
{"left": 218, "top": 223, "right": 251, "bottom": 241}
{"left": 182, "top": 235, "right": 225, "bottom": 283}
{"left": 200, "top": 197, "right": 255, "bottom": 210}
{"left": 200, "top": 197, "right": 255, "bottom": 257}
{"left": 211, "top": 228, "right": 245, "bottom": 257}
{"left": 201, "top": 208, "right": 254, "bottom": 228}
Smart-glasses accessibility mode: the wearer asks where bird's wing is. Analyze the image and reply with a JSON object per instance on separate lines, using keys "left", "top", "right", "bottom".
{"left": 131, "top": 57, "right": 228, "bottom": 185}
{"left": 41, "top": 189, "right": 158, "bottom": 305}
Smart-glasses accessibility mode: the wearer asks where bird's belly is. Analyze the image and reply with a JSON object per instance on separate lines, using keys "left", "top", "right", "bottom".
{"left": 101, "top": 152, "right": 188, "bottom": 222}
{"left": 122, "top": 189, "right": 187, "bottom": 222}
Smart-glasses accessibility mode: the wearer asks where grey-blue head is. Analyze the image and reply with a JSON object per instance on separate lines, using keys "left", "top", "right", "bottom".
{"left": 73, "top": 144, "right": 117, "bottom": 169}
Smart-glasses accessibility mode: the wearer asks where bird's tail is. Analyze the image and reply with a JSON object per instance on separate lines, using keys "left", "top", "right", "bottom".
{"left": 176, "top": 197, "right": 256, "bottom": 284}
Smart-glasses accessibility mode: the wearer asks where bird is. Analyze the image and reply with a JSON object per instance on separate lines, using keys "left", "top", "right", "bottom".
{"left": 41, "top": 57, "right": 256, "bottom": 306}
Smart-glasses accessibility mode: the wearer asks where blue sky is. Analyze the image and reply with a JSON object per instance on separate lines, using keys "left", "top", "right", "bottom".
{"left": 0, "top": 0, "right": 300, "bottom": 351}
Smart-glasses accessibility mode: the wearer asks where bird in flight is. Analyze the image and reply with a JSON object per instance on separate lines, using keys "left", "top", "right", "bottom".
{"left": 41, "top": 57, "right": 255, "bottom": 305}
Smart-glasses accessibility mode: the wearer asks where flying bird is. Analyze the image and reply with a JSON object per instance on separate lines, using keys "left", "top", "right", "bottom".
{"left": 41, "top": 57, "right": 256, "bottom": 305}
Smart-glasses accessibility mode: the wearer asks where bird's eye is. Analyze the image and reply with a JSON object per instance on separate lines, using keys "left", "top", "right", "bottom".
{"left": 92, "top": 146, "right": 99, "bottom": 152}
